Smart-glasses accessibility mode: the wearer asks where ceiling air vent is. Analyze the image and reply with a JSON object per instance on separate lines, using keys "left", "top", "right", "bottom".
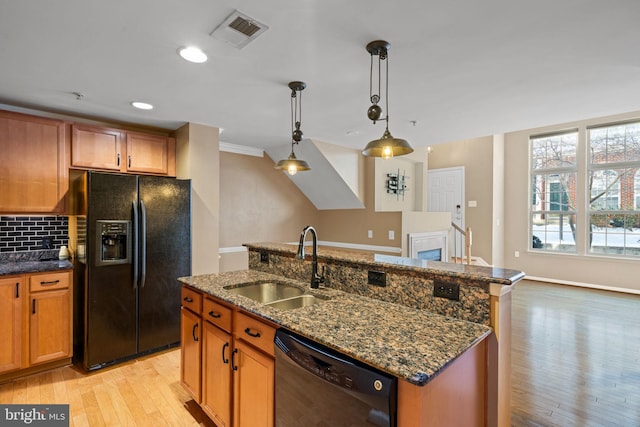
{"left": 210, "top": 10, "right": 269, "bottom": 49}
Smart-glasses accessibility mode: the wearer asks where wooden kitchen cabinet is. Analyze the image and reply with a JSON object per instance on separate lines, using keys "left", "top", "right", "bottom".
{"left": 203, "top": 321, "right": 232, "bottom": 426}
{"left": 29, "top": 271, "right": 72, "bottom": 365}
{"left": 180, "top": 287, "right": 276, "bottom": 427}
{"left": 0, "top": 270, "right": 72, "bottom": 382}
{"left": 0, "top": 110, "right": 68, "bottom": 214}
{"left": 126, "top": 131, "right": 175, "bottom": 176}
{"left": 0, "top": 276, "right": 24, "bottom": 374}
{"left": 232, "top": 340, "right": 274, "bottom": 427}
{"left": 71, "top": 124, "right": 123, "bottom": 171}
{"left": 71, "top": 124, "right": 175, "bottom": 176}
{"left": 181, "top": 305, "right": 202, "bottom": 402}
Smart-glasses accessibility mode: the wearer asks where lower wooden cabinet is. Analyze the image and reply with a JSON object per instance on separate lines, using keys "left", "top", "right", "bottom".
{"left": 0, "top": 276, "right": 24, "bottom": 374}
{"left": 233, "top": 340, "right": 274, "bottom": 427}
{"left": 0, "top": 270, "right": 73, "bottom": 381}
{"left": 181, "top": 286, "right": 276, "bottom": 427}
{"left": 30, "top": 288, "right": 71, "bottom": 365}
{"left": 181, "top": 306, "right": 202, "bottom": 402}
{"left": 202, "top": 321, "right": 232, "bottom": 426}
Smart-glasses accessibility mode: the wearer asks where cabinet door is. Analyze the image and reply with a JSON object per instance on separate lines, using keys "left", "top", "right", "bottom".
{"left": 202, "top": 322, "right": 232, "bottom": 426}
{"left": 0, "top": 277, "right": 24, "bottom": 374}
{"left": 30, "top": 288, "right": 71, "bottom": 365}
{"left": 0, "top": 110, "right": 67, "bottom": 213}
{"left": 126, "top": 132, "right": 170, "bottom": 175}
{"left": 71, "top": 124, "right": 123, "bottom": 171}
{"left": 233, "top": 340, "right": 274, "bottom": 427}
{"left": 181, "top": 307, "right": 202, "bottom": 402}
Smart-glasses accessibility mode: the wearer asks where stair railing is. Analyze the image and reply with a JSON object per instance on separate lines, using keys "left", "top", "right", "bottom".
{"left": 451, "top": 223, "right": 472, "bottom": 265}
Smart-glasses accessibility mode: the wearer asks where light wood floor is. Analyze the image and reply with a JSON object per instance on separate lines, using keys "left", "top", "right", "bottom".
{"left": 0, "top": 349, "right": 214, "bottom": 427}
{"left": 2, "top": 280, "right": 639, "bottom": 426}
{"left": 511, "top": 279, "right": 640, "bottom": 427}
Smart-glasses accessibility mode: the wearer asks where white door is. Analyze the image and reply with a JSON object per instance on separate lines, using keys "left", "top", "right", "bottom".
{"left": 427, "top": 167, "right": 465, "bottom": 258}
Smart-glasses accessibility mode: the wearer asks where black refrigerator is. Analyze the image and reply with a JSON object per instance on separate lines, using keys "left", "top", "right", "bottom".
{"left": 70, "top": 170, "right": 191, "bottom": 370}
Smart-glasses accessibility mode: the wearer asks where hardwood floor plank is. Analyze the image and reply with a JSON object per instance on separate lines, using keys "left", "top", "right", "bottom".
{"left": 511, "top": 279, "right": 640, "bottom": 427}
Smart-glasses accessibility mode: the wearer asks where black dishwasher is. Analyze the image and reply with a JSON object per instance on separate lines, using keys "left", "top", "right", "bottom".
{"left": 274, "top": 329, "right": 397, "bottom": 427}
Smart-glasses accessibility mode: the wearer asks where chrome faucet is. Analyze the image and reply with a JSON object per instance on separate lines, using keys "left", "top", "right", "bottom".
{"left": 296, "top": 225, "right": 324, "bottom": 289}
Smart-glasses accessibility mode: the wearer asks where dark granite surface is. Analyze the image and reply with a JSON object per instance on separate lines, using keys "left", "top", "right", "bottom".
{"left": 0, "top": 250, "right": 74, "bottom": 275}
{"left": 179, "top": 270, "right": 492, "bottom": 387}
{"left": 244, "top": 242, "right": 525, "bottom": 285}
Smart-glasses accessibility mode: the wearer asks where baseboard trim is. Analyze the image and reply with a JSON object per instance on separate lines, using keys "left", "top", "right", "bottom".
{"left": 525, "top": 275, "right": 640, "bottom": 295}
{"left": 219, "top": 246, "right": 247, "bottom": 254}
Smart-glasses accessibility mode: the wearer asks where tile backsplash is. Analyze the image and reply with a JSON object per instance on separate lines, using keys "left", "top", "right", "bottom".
{"left": 0, "top": 216, "right": 69, "bottom": 252}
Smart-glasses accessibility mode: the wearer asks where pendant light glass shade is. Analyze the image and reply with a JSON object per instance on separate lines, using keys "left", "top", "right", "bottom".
{"left": 362, "top": 40, "right": 413, "bottom": 158}
{"left": 275, "top": 81, "right": 311, "bottom": 175}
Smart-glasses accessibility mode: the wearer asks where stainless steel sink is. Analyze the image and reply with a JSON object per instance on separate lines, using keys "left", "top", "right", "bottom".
{"left": 265, "top": 295, "right": 321, "bottom": 310}
{"left": 223, "top": 281, "right": 305, "bottom": 303}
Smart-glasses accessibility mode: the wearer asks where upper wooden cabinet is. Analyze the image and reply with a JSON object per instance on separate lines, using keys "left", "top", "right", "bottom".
{"left": 71, "top": 124, "right": 123, "bottom": 171}
{"left": 126, "top": 131, "right": 174, "bottom": 175}
{"left": 0, "top": 110, "right": 68, "bottom": 214}
{"left": 71, "top": 124, "right": 176, "bottom": 176}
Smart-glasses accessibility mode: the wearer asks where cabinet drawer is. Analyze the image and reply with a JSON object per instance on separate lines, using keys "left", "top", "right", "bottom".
{"left": 203, "top": 298, "right": 232, "bottom": 333}
{"left": 30, "top": 272, "right": 70, "bottom": 292}
{"left": 234, "top": 311, "right": 276, "bottom": 357}
{"left": 181, "top": 286, "right": 202, "bottom": 314}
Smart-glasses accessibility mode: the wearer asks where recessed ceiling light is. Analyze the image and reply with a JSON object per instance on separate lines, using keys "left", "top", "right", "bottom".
{"left": 131, "top": 101, "right": 154, "bottom": 110}
{"left": 178, "top": 46, "right": 208, "bottom": 63}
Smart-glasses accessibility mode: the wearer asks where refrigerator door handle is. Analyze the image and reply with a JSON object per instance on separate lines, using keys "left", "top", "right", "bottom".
{"left": 140, "top": 200, "right": 147, "bottom": 288}
{"left": 132, "top": 201, "right": 139, "bottom": 289}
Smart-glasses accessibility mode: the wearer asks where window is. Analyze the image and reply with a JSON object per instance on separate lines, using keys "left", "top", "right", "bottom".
{"left": 635, "top": 170, "right": 640, "bottom": 209}
{"left": 588, "top": 123, "right": 640, "bottom": 256}
{"left": 530, "top": 131, "right": 578, "bottom": 252}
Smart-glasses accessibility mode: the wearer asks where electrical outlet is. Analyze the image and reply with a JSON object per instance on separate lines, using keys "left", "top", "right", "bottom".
{"left": 368, "top": 230, "right": 373, "bottom": 239}
{"left": 388, "top": 230, "right": 395, "bottom": 240}
{"left": 433, "top": 280, "right": 460, "bottom": 301}
{"left": 368, "top": 270, "right": 386, "bottom": 287}
{"left": 260, "top": 252, "right": 269, "bottom": 264}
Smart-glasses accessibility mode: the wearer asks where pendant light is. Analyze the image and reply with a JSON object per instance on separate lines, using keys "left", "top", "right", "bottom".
{"left": 362, "top": 40, "right": 413, "bottom": 159}
{"left": 275, "top": 81, "right": 310, "bottom": 175}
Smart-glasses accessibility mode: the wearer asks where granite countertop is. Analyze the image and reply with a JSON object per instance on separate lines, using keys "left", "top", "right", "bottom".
{"left": 179, "top": 270, "right": 492, "bottom": 387}
{"left": 0, "top": 250, "right": 74, "bottom": 276}
{"left": 244, "top": 242, "right": 525, "bottom": 285}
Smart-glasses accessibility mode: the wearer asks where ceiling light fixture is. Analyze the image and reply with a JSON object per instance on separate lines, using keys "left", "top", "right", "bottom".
{"left": 362, "top": 40, "right": 413, "bottom": 159}
{"left": 131, "top": 101, "right": 154, "bottom": 110}
{"left": 275, "top": 81, "right": 310, "bottom": 175}
{"left": 178, "top": 46, "right": 208, "bottom": 63}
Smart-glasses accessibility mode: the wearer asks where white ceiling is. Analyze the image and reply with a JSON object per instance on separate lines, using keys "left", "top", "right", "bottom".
{"left": 1, "top": 0, "right": 640, "bottom": 152}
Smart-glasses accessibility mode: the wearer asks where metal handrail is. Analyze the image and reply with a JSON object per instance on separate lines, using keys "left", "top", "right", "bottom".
{"left": 451, "top": 223, "right": 472, "bottom": 265}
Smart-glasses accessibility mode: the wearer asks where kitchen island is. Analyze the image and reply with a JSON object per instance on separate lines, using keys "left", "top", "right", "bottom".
{"left": 245, "top": 242, "right": 524, "bottom": 427}
{"left": 179, "top": 269, "right": 493, "bottom": 426}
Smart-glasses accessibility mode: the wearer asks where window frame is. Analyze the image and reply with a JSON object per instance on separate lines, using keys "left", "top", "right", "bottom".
{"left": 529, "top": 130, "right": 579, "bottom": 254}
{"left": 586, "top": 122, "right": 640, "bottom": 258}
